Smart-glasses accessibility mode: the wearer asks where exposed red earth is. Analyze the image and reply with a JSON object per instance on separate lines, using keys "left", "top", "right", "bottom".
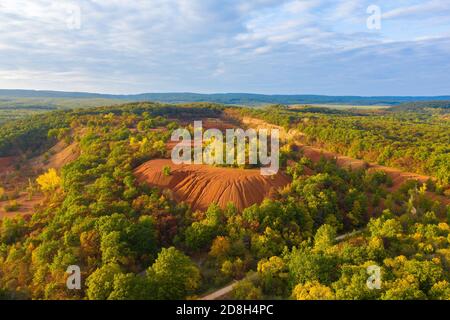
{"left": 134, "top": 159, "right": 291, "bottom": 212}
{"left": 0, "top": 141, "right": 80, "bottom": 218}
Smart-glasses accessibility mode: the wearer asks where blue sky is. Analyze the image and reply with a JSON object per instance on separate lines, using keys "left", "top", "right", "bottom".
{"left": 0, "top": 0, "right": 449, "bottom": 96}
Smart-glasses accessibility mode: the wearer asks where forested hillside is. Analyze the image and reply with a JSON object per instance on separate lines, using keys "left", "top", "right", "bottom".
{"left": 0, "top": 103, "right": 449, "bottom": 300}
{"left": 390, "top": 101, "right": 450, "bottom": 112}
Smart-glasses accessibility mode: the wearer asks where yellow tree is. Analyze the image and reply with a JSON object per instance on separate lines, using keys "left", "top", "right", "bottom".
{"left": 36, "top": 168, "right": 61, "bottom": 192}
{"left": 292, "top": 281, "right": 335, "bottom": 300}
{"left": 209, "top": 236, "right": 231, "bottom": 261}
{"left": 0, "top": 186, "right": 5, "bottom": 200}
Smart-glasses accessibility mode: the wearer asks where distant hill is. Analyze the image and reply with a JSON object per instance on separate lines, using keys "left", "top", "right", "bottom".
{"left": 1, "top": 89, "right": 450, "bottom": 106}
{"left": 389, "top": 100, "right": 450, "bottom": 112}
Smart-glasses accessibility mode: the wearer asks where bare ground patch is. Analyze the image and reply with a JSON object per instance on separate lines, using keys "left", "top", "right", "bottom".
{"left": 134, "top": 159, "right": 291, "bottom": 212}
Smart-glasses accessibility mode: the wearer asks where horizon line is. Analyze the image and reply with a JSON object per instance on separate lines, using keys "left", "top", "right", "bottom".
{"left": 1, "top": 88, "right": 450, "bottom": 98}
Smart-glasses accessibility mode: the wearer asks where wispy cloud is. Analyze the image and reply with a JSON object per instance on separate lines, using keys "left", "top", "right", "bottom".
{"left": 0, "top": 0, "right": 449, "bottom": 95}
{"left": 383, "top": 0, "right": 450, "bottom": 19}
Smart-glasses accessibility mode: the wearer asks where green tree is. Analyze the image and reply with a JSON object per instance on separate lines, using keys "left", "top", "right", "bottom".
{"left": 162, "top": 165, "right": 171, "bottom": 177}
{"left": 232, "top": 279, "right": 263, "bottom": 300}
{"left": 257, "top": 256, "right": 288, "bottom": 296}
{"left": 108, "top": 273, "right": 156, "bottom": 300}
{"left": 148, "top": 247, "right": 201, "bottom": 299}
{"left": 381, "top": 275, "right": 426, "bottom": 300}
{"left": 313, "top": 224, "right": 336, "bottom": 252}
{"left": 86, "top": 263, "right": 123, "bottom": 300}
{"left": 288, "top": 247, "right": 339, "bottom": 287}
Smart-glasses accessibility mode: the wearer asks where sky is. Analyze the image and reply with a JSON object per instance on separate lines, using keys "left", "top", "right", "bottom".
{"left": 0, "top": 0, "right": 449, "bottom": 96}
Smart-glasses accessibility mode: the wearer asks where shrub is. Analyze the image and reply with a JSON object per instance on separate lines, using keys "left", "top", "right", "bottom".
{"left": 162, "top": 165, "right": 171, "bottom": 177}
{"left": 4, "top": 200, "right": 21, "bottom": 212}
{"left": 232, "top": 279, "right": 263, "bottom": 300}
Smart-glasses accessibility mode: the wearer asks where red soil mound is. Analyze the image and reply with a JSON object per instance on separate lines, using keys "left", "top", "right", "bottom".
{"left": 30, "top": 141, "right": 80, "bottom": 171}
{"left": 43, "top": 142, "right": 80, "bottom": 171}
{"left": 134, "top": 159, "right": 291, "bottom": 212}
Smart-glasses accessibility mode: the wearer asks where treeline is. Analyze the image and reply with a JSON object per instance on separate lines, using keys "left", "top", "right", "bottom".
{"left": 3, "top": 89, "right": 450, "bottom": 105}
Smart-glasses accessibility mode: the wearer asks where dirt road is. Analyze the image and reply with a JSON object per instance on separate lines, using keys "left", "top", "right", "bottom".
{"left": 199, "top": 282, "right": 238, "bottom": 301}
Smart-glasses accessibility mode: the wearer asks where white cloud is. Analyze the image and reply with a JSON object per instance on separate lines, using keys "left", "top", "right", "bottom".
{"left": 234, "top": 0, "right": 322, "bottom": 54}
{"left": 383, "top": 0, "right": 450, "bottom": 19}
{"left": 331, "top": 0, "right": 364, "bottom": 20}
{"left": 212, "top": 62, "right": 226, "bottom": 77}
{"left": 0, "top": 0, "right": 449, "bottom": 95}
{"left": 0, "top": 0, "right": 80, "bottom": 28}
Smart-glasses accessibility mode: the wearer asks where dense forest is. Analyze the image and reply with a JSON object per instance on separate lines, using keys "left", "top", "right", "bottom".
{"left": 0, "top": 102, "right": 449, "bottom": 300}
